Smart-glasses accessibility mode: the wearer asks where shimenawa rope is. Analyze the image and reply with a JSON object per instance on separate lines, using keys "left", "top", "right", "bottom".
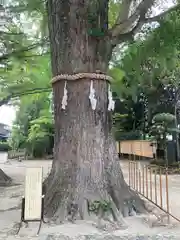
{"left": 51, "top": 72, "right": 113, "bottom": 84}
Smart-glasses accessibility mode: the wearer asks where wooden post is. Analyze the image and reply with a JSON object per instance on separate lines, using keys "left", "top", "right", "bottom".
{"left": 150, "top": 167, "right": 153, "bottom": 201}
{"left": 133, "top": 162, "right": 136, "bottom": 189}
{"left": 159, "top": 168, "right": 163, "bottom": 208}
{"left": 128, "top": 161, "right": 131, "bottom": 186}
{"left": 165, "top": 168, "right": 170, "bottom": 223}
{"left": 146, "top": 166, "right": 148, "bottom": 198}
{"left": 139, "top": 169, "right": 141, "bottom": 193}
{"left": 154, "top": 169, "right": 157, "bottom": 204}
{"left": 142, "top": 166, "right": 145, "bottom": 195}
{"left": 136, "top": 162, "right": 138, "bottom": 191}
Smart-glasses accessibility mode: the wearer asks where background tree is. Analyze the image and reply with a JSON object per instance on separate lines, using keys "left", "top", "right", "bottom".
{"left": 0, "top": 0, "right": 50, "bottom": 185}
{"left": 8, "top": 56, "right": 53, "bottom": 158}
{"left": 112, "top": 8, "right": 180, "bottom": 140}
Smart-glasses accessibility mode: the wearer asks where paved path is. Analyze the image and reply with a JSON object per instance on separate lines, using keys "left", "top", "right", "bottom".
{"left": 0, "top": 159, "right": 180, "bottom": 238}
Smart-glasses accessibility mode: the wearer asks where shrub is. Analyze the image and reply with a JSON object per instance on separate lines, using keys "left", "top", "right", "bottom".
{"left": 114, "top": 130, "right": 142, "bottom": 141}
{"left": 170, "top": 161, "right": 180, "bottom": 168}
{"left": 150, "top": 158, "right": 165, "bottom": 166}
{"left": 150, "top": 158, "right": 180, "bottom": 168}
{"left": 0, "top": 142, "right": 11, "bottom": 152}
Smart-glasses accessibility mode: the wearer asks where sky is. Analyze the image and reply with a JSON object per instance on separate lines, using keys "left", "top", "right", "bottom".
{"left": 0, "top": 0, "right": 175, "bottom": 127}
{"left": 0, "top": 105, "right": 16, "bottom": 126}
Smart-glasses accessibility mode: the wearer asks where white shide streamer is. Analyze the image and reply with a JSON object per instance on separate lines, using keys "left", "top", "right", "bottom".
{"left": 89, "top": 80, "right": 97, "bottom": 110}
{"left": 61, "top": 81, "right": 68, "bottom": 110}
{"left": 108, "top": 84, "right": 115, "bottom": 111}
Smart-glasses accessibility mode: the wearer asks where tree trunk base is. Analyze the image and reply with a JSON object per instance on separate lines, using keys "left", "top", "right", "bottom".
{"left": 0, "top": 168, "right": 12, "bottom": 186}
{"left": 43, "top": 160, "right": 147, "bottom": 226}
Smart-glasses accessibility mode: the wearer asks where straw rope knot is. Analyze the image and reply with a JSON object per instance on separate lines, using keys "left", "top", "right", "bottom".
{"left": 51, "top": 72, "right": 113, "bottom": 84}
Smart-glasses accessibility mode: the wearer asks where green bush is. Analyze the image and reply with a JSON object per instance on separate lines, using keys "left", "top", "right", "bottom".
{"left": 150, "top": 158, "right": 180, "bottom": 168}
{"left": 150, "top": 159, "right": 165, "bottom": 166}
{"left": 0, "top": 142, "right": 11, "bottom": 152}
{"left": 169, "top": 161, "right": 180, "bottom": 168}
{"left": 114, "top": 130, "right": 143, "bottom": 141}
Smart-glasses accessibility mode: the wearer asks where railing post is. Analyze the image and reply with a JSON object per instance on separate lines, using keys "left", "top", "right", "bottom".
{"left": 146, "top": 166, "right": 148, "bottom": 198}
{"left": 159, "top": 168, "right": 163, "bottom": 208}
{"left": 128, "top": 161, "right": 131, "bottom": 186}
{"left": 133, "top": 162, "right": 136, "bottom": 189}
{"left": 142, "top": 166, "right": 145, "bottom": 195}
{"left": 165, "top": 168, "right": 170, "bottom": 223}
{"left": 154, "top": 169, "right": 157, "bottom": 204}
{"left": 139, "top": 167, "right": 141, "bottom": 193}
{"left": 150, "top": 167, "right": 153, "bottom": 201}
{"left": 136, "top": 161, "right": 138, "bottom": 191}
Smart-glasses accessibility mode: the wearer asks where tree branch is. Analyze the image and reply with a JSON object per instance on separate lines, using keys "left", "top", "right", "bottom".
{"left": 0, "top": 38, "right": 48, "bottom": 62}
{"left": 111, "top": 14, "right": 144, "bottom": 46}
{"left": 110, "top": 0, "right": 154, "bottom": 37}
{"left": 0, "top": 30, "right": 24, "bottom": 36}
{"left": 0, "top": 96, "right": 12, "bottom": 107}
{"left": 110, "top": 1, "right": 180, "bottom": 47}
{"left": 20, "top": 52, "right": 50, "bottom": 59}
{"left": 115, "top": 0, "right": 133, "bottom": 25}
{"left": 144, "top": 4, "right": 180, "bottom": 24}
{"left": 0, "top": 87, "right": 51, "bottom": 107}
{"left": 4, "top": 0, "right": 46, "bottom": 13}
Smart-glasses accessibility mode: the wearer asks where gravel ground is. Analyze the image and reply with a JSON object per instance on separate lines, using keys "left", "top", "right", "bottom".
{"left": 0, "top": 160, "right": 180, "bottom": 239}
{"left": 1, "top": 233, "right": 180, "bottom": 240}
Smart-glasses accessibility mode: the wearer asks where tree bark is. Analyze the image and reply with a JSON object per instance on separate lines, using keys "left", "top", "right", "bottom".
{"left": 44, "top": 0, "right": 146, "bottom": 224}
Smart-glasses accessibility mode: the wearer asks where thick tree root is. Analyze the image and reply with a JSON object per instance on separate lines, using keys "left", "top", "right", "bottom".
{"left": 106, "top": 136, "right": 147, "bottom": 216}
{"left": 0, "top": 168, "right": 12, "bottom": 186}
{"left": 43, "top": 134, "right": 147, "bottom": 226}
{"left": 43, "top": 170, "right": 147, "bottom": 228}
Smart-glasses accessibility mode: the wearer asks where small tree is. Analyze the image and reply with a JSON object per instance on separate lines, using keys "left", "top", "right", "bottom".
{"left": 27, "top": 114, "right": 54, "bottom": 157}
{"left": 150, "top": 113, "right": 175, "bottom": 164}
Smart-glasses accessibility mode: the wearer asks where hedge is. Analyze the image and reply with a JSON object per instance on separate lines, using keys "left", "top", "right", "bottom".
{"left": 0, "top": 142, "right": 11, "bottom": 152}
{"left": 114, "top": 130, "right": 143, "bottom": 141}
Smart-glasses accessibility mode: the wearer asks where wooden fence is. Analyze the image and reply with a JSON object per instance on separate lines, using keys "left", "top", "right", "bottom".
{"left": 116, "top": 140, "right": 157, "bottom": 158}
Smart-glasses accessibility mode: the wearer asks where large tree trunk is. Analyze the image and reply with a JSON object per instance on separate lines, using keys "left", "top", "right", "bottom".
{"left": 44, "top": 0, "right": 146, "bottom": 224}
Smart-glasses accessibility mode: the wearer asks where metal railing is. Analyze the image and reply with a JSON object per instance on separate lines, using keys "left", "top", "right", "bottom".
{"left": 128, "top": 161, "right": 180, "bottom": 223}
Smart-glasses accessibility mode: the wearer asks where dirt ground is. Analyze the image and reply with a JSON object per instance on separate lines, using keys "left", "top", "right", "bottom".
{"left": 0, "top": 159, "right": 180, "bottom": 239}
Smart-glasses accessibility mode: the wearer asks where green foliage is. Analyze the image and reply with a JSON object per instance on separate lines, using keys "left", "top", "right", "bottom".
{"left": 88, "top": 200, "right": 112, "bottom": 215}
{"left": 115, "top": 10, "right": 180, "bottom": 101}
{"left": 150, "top": 159, "right": 166, "bottom": 166}
{"left": 150, "top": 159, "right": 180, "bottom": 171}
{"left": 113, "top": 113, "right": 128, "bottom": 130}
{"left": 10, "top": 92, "right": 54, "bottom": 158}
{"left": 110, "top": 8, "right": 180, "bottom": 139}
{"left": 153, "top": 113, "right": 175, "bottom": 124}
{"left": 0, "top": 1, "right": 51, "bottom": 158}
{"left": 27, "top": 113, "right": 54, "bottom": 157}
{"left": 0, "top": 142, "right": 11, "bottom": 152}
{"left": 108, "top": 0, "right": 119, "bottom": 27}
{"left": 109, "top": 67, "right": 125, "bottom": 96}
{"left": 150, "top": 113, "right": 175, "bottom": 139}
{"left": 114, "top": 130, "right": 143, "bottom": 141}
{"left": 4, "top": 54, "right": 54, "bottom": 158}
{"left": 0, "top": 55, "right": 51, "bottom": 103}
